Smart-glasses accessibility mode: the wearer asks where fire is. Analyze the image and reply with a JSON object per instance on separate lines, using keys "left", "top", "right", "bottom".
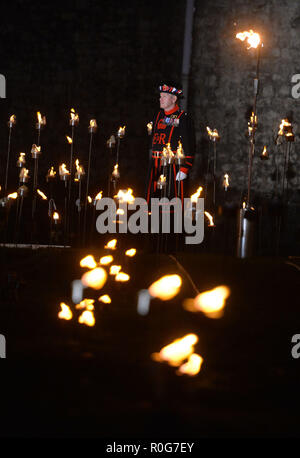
{"left": 204, "top": 211, "right": 215, "bottom": 226}
{"left": 99, "top": 255, "right": 114, "bottom": 266}
{"left": 78, "top": 310, "right": 95, "bottom": 327}
{"left": 70, "top": 108, "right": 79, "bottom": 123}
{"left": 37, "top": 112, "right": 46, "bottom": 125}
{"left": 98, "top": 295, "right": 111, "bottom": 304}
{"left": 37, "top": 189, "right": 47, "bottom": 200}
{"left": 89, "top": 119, "right": 97, "bottom": 128}
{"left": 104, "top": 239, "right": 117, "bottom": 250}
{"left": 190, "top": 186, "right": 203, "bottom": 203}
{"left": 118, "top": 126, "right": 126, "bottom": 137}
{"left": 151, "top": 334, "right": 198, "bottom": 366}
{"left": 148, "top": 274, "right": 182, "bottom": 301}
{"left": 176, "top": 353, "right": 203, "bottom": 376}
{"left": 48, "top": 166, "right": 56, "bottom": 177}
{"left": 206, "top": 126, "right": 220, "bottom": 140}
{"left": 81, "top": 267, "right": 107, "bottom": 290}
{"left": 19, "top": 168, "right": 29, "bottom": 180}
{"left": 53, "top": 212, "right": 59, "bottom": 221}
{"left": 95, "top": 191, "right": 103, "bottom": 201}
{"left": 261, "top": 146, "right": 268, "bottom": 158}
{"left": 125, "top": 248, "right": 136, "bottom": 257}
{"left": 184, "top": 285, "right": 230, "bottom": 319}
{"left": 115, "top": 272, "right": 130, "bottom": 282}
{"left": 278, "top": 119, "right": 291, "bottom": 136}
{"left": 66, "top": 135, "right": 73, "bottom": 144}
{"left": 59, "top": 163, "right": 70, "bottom": 176}
{"left": 58, "top": 302, "right": 73, "bottom": 320}
{"left": 75, "top": 299, "right": 95, "bottom": 311}
{"left": 17, "top": 153, "right": 26, "bottom": 164}
{"left": 87, "top": 196, "right": 92, "bottom": 203}
{"left": 112, "top": 164, "right": 119, "bottom": 178}
{"left": 9, "top": 114, "right": 16, "bottom": 124}
{"left": 236, "top": 29, "right": 261, "bottom": 49}
{"left": 223, "top": 174, "right": 229, "bottom": 190}
{"left": 114, "top": 188, "right": 135, "bottom": 204}
{"left": 80, "top": 255, "right": 97, "bottom": 269}
{"left": 109, "top": 265, "right": 122, "bottom": 276}
{"left": 147, "top": 122, "right": 153, "bottom": 135}
{"left": 7, "top": 192, "right": 18, "bottom": 199}
{"left": 116, "top": 208, "right": 125, "bottom": 215}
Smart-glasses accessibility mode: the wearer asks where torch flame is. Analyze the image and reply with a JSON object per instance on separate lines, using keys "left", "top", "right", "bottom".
{"left": 236, "top": 29, "right": 261, "bottom": 49}
{"left": 190, "top": 186, "right": 203, "bottom": 203}
{"left": 48, "top": 166, "right": 56, "bottom": 177}
{"left": 37, "top": 189, "right": 47, "bottom": 200}
{"left": 125, "top": 248, "right": 136, "bottom": 257}
{"left": 53, "top": 212, "right": 59, "bottom": 221}
{"left": 70, "top": 108, "right": 79, "bottom": 122}
{"left": 115, "top": 272, "right": 130, "bottom": 282}
{"left": 104, "top": 239, "right": 117, "bottom": 250}
{"left": 95, "top": 191, "right": 103, "bottom": 200}
{"left": 19, "top": 168, "right": 29, "bottom": 180}
{"left": 223, "top": 173, "right": 230, "bottom": 189}
{"left": 204, "top": 211, "right": 215, "bottom": 226}
{"left": 148, "top": 274, "right": 182, "bottom": 301}
{"left": 114, "top": 188, "right": 135, "bottom": 204}
{"left": 183, "top": 285, "right": 231, "bottom": 319}
{"left": 109, "top": 265, "right": 122, "bottom": 276}
{"left": 59, "top": 163, "right": 70, "bottom": 176}
{"left": 118, "top": 125, "right": 126, "bottom": 136}
{"left": 89, "top": 119, "right": 97, "bottom": 128}
{"left": 99, "top": 255, "right": 114, "bottom": 266}
{"left": 176, "top": 353, "right": 203, "bottom": 376}
{"left": 80, "top": 255, "right": 97, "bottom": 269}
{"left": 75, "top": 299, "right": 95, "bottom": 311}
{"left": 58, "top": 302, "right": 73, "bottom": 320}
{"left": 151, "top": 334, "right": 198, "bottom": 367}
{"left": 9, "top": 114, "right": 16, "bottom": 124}
{"left": 8, "top": 192, "right": 18, "bottom": 199}
{"left": 81, "top": 267, "right": 107, "bottom": 290}
{"left": 66, "top": 135, "right": 73, "bottom": 144}
{"left": 78, "top": 310, "right": 95, "bottom": 327}
{"left": 98, "top": 295, "right": 111, "bottom": 304}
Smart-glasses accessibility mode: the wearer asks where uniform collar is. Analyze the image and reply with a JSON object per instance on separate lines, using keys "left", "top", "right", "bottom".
{"left": 164, "top": 104, "right": 179, "bottom": 115}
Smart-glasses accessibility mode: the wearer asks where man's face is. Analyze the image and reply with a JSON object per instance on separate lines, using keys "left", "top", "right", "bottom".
{"left": 159, "top": 92, "right": 177, "bottom": 111}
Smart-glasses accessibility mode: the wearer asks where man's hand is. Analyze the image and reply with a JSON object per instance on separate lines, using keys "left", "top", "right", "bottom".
{"left": 176, "top": 171, "right": 187, "bottom": 181}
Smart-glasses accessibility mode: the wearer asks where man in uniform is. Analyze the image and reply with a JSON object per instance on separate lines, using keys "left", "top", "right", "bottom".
{"left": 146, "top": 82, "right": 196, "bottom": 204}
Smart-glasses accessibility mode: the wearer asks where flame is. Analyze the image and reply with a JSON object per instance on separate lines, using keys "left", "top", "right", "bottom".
{"left": 261, "top": 146, "right": 268, "bottom": 156}
{"left": 87, "top": 196, "right": 92, "bottom": 203}
{"left": 206, "top": 126, "right": 220, "bottom": 139}
{"left": 236, "top": 29, "right": 261, "bottom": 49}
{"left": 278, "top": 119, "right": 291, "bottom": 136}
{"left": 99, "top": 255, "right": 114, "bottom": 266}
{"left": 115, "top": 272, "right": 130, "bottom": 282}
{"left": 176, "top": 140, "right": 184, "bottom": 157}
{"left": 78, "top": 310, "right": 95, "bottom": 327}
{"left": 109, "top": 265, "right": 122, "bottom": 276}
{"left": 53, "top": 212, "right": 59, "bottom": 221}
{"left": 112, "top": 164, "right": 119, "bottom": 177}
{"left": 243, "top": 201, "right": 246, "bottom": 209}
{"left": 70, "top": 108, "right": 79, "bottom": 122}
{"left": 98, "top": 295, "right": 112, "bottom": 304}
{"left": 104, "top": 239, "right": 117, "bottom": 250}
{"left": 114, "top": 188, "right": 135, "bottom": 204}
{"left": 223, "top": 174, "right": 229, "bottom": 189}
{"left": 58, "top": 302, "right": 73, "bottom": 320}
{"left": 147, "top": 122, "right": 153, "bottom": 134}
{"left": 148, "top": 274, "right": 182, "bottom": 301}
{"left": 8, "top": 192, "right": 18, "bottom": 199}
{"left": 158, "top": 175, "right": 166, "bottom": 183}
{"left": 17, "top": 153, "right": 26, "bottom": 165}
{"left": 125, "top": 248, "right": 136, "bottom": 257}
{"left": 37, "top": 189, "right": 47, "bottom": 200}
{"left": 19, "top": 168, "right": 29, "bottom": 180}
{"left": 89, "top": 119, "right": 97, "bottom": 128}
{"left": 151, "top": 334, "right": 198, "bottom": 366}
{"left": 183, "top": 285, "right": 230, "bottom": 319}
{"left": 66, "top": 135, "right": 73, "bottom": 144}
{"left": 118, "top": 125, "right": 126, "bottom": 136}
{"left": 95, "top": 191, "right": 103, "bottom": 200}
{"left": 81, "top": 267, "right": 107, "bottom": 290}
{"left": 36, "top": 112, "right": 46, "bottom": 125}
{"left": 204, "top": 211, "right": 215, "bottom": 226}
{"left": 75, "top": 299, "right": 95, "bottom": 311}
{"left": 80, "top": 255, "right": 97, "bottom": 269}
{"left": 176, "top": 353, "right": 203, "bottom": 376}
{"left": 190, "top": 186, "right": 203, "bottom": 203}
{"left": 59, "top": 163, "right": 70, "bottom": 176}
{"left": 116, "top": 208, "right": 125, "bottom": 215}
{"left": 48, "top": 166, "right": 56, "bottom": 177}
{"left": 75, "top": 159, "right": 84, "bottom": 176}
{"left": 9, "top": 114, "right": 16, "bottom": 124}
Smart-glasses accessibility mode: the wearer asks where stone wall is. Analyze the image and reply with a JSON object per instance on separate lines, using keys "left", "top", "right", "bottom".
{"left": 190, "top": 0, "right": 300, "bottom": 204}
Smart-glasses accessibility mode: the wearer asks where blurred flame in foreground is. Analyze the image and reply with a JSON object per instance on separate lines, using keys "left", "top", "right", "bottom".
{"left": 8, "top": 192, "right": 18, "bottom": 199}
{"left": 236, "top": 29, "right": 261, "bottom": 49}
{"left": 99, "top": 255, "right": 114, "bottom": 266}
{"left": 151, "top": 334, "right": 198, "bottom": 367}
{"left": 78, "top": 310, "right": 95, "bottom": 327}
{"left": 104, "top": 239, "right": 117, "bottom": 250}
{"left": 81, "top": 268, "right": 107, "bottom": 290}
{"left": 75, "top": 299, "right": 95, "bottom": 311}
{"left": 176, "top": 353, "right": 203, "bottom": 376}
{"left": 183, "top": 285, "right": 231, "bottom": 319}
{"left": 58, "top": 302, "right": 73, "bottom": 321}
{"left": 109, "top": 265, "right": 122, "bottom": 276}
{"left": 125, "top": 248, "right": 136, "bottom": 257}
{"left": 115, "top": 272, "right": 130, "bottom": 282}
{"left": 148, "top": 274, "right": 182, "bottom": 301}
{"left": 80, "top": 255, "right": 97, "bottom": 269}
{"left": 98, "top": 295, "right": 111, "bottom": 304}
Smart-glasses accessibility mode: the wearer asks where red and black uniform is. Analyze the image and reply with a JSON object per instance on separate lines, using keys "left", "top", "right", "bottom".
{"left": 146, "top": 104, "right": 195, "bottom": 203}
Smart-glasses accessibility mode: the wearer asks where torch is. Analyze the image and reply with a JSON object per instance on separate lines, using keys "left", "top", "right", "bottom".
{"left": 206, "top": 126, "right": 220, "bottom": 207}
{"left": 31, "top": 143, "right": 42, "bottom": 222}
{"left": 59, "top": 163, "right": 70, "bottom": 245}
{"left": 236, "top": 29, "right": 262, "bottom": 258}
{"left": 14, "top": 168, "right": 30, "bottom": 243}
{"left": 74, "top": 159, "right": 85, "bottom": 241}
{"left": 106, "top": 134, "right": 116, "bottom": 197}
{"left": 82, "top": 119, "right": 97, "bottom": 246}
{"left": 90, "top": 190, "right": 103, "bottom": 245}
{"left": 175, "top": 140, "right": 186, "bottom": 199}
{"left": 67, "top": 108, "right": 79, "bottom": 238}
{"left": 36, "top": 111, "right": 46, "bottom": 146}
{"left": 4, "top": 115, "right": 16, "bottom": 195}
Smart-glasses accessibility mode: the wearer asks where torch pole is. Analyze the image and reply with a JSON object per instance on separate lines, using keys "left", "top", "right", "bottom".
{"left": 4, "top": 126, "right": 12, "bottom": 195}
{"left": 83, "top": 131, "right": 94, "bottom": 245}
{"left": 213, "top": 141, "right": 217, "bottom": 207}
{"left": 67, "top": 125, "right": 75, "bottom": 242}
